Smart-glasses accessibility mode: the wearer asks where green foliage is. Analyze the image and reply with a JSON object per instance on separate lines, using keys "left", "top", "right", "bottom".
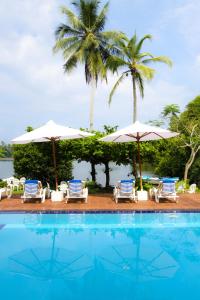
{"left": 154, "top": 138, "right": 186, "bottom": 178}
{"left": 13, "top": 142, "right": 73, "bottom": 188}
{"left": 134, "top": 178, "right": 153, "bottom": 191}
{"left": 0, "top": 180, "right": 7, "bottom": 188}
{"left": 85, "top": 180, "right": 113, "bottom": 193}
{"left": 85, "top": 180, "right": 102, "bottom": 193}
{"left": 0, "top": 142, "right": 12, "bottom": 158}
{"left": 188, "top": 155, "right": 200, "bottom": 186}
{"left": 161, "top": 104, "right": 180, "bottom": 119}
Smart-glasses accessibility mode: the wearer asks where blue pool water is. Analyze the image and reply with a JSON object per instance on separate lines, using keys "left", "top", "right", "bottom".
{"left": 0, "top": 213, "right": 200, "bottom": 300}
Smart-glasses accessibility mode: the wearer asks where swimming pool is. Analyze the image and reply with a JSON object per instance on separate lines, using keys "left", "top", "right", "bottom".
{"left": 0, "top": 212, "right": 200, "bottom": 300}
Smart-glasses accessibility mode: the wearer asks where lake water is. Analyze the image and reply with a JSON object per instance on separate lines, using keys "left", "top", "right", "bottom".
{"left": 0, "top": 160, "right": 155, "bottom": 186}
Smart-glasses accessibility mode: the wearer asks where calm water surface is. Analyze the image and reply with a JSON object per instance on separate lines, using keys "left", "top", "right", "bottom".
{"left": 0, "top": 213, "right": 200, "bottom": 300}
{"left": 0, "top": 160, "right": 155, "bottom": 186}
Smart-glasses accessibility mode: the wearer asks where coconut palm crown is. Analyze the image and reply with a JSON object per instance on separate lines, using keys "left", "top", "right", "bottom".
{"left": 108, "top": 33, "right": 172, "bottom": 122}
{"left": 54, "top": 0, "right": 124, "bottom": 130}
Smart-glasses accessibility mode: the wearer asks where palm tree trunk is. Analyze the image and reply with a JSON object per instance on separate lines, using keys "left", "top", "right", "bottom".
{"left": 89, "top": 78, "right": 96, "bottom": 131}
{"left": 132, "top": 76, "right": 137, "bottom": 123}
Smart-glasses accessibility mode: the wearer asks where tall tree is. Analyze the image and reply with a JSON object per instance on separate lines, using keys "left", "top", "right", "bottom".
{"left": 54, "top": 0, "right": 123, "bottom": 130}
{"left": 108, "top": 33, "right": 172, "bottom": 122}
{"left": 157, "top": 97, "right": 200, "bottom": 184}
{"left": 162, "top": 104, "right": 180, "bottom": 119}
{"left": 161, "top": 104, "right": 180, "bottom": 128}
{"left": 177, "top": 96, "right": 200, "bottom": 183}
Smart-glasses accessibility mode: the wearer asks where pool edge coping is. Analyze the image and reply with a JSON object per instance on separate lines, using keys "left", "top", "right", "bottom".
{"left": 1, "top": 209, "right": 200, "bottom": 214}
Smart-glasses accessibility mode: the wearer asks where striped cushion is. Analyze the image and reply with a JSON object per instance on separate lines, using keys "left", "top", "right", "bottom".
{"left": 25, "top": 183, "right": 38, "bottom": 195}
{"left": 69, "top": 181, "right": 82, "bottom": 195}
{"left": 162, "top": 182, "right": 175, "bottom": 193}
{"left": 120, "top": 182, "right": 133, "bottom": 194}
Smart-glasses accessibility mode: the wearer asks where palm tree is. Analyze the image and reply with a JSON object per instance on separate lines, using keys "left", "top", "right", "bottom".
{"left": 54, "top": 0, "right": 123, "bottom": 130}
{"left": 162, "top": 104, "right": 180, "bottom": 118}
{"left": 108, "top": 33, "right": 172, "bottom": 122}
{"left": 161, "top": 104, "right": 180, "bottom": 129}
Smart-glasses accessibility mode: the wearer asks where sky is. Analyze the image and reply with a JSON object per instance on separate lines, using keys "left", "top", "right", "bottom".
{"left": 0, "top": 0, "right": 200, "bottom": 141}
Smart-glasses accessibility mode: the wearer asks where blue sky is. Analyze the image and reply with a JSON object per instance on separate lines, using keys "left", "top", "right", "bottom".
{"left": 0, "top": 0, "right": 200, "bottom": 141}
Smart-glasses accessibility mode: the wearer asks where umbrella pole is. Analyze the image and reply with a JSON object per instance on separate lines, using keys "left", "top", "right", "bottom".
{"left": 51, "top": 139, "right": 58, "bottom": 190}
{"left": 137, "top": 138, "right": 143, "bottom": 190}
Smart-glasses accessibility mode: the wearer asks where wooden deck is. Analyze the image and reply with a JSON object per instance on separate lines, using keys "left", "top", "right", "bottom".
{"left": 1, "top": 193, "right": 200, "bottom": 212}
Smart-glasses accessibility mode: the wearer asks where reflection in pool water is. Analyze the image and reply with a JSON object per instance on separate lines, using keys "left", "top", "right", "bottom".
{"left": 0, "top": 213, "right": 200, "bottom": 300}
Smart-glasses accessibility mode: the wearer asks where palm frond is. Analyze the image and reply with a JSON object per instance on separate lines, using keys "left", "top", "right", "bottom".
{"left": 109, "top": 72, "right": 128, "bottom": 105}
{"left": 63, "top": 41, "right": 82, "bottom": 59}
{"left": 79, "top": 0, "right": 100, "bottom": 28}
{"left": 135, "top": 34, "right": 152, "bottom": 55}
{"left": 101, "top": 31, "right": 127, "bottom": 43}
{"left": 63, "top": 54, "right": 78, "bottom": 73}
{"left": 60, "top": 6, "right": 86, "bottom": 31}
{"left": 142, "top": 56, "right": 173, "bottom": 67}
{"left": 135, "top": 64, "right": 155, "bottom": 80}
{"left": 137, "top": 52, "right": 154, "bottom": 60}
{"left": 92, "top": 2, "right": 109, "bottom": 32}
{"left": 55, "top": 24, "right": 81, "bottom": 39}
{"left": 134, "top": 73, "right": 144, "bottom": 98}
{"left": 106, "top": 55, "right": 127, "bottom": 73}
{"left": 128, "top": 33, "right": 137, "bottom": 49}
{"left": 53, "top": 36, "right": 80, "bottom": 53}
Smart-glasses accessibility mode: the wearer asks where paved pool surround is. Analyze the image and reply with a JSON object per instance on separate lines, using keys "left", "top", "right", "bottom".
{"left": 0, "top": 193, "right": 200, "bottom": 212}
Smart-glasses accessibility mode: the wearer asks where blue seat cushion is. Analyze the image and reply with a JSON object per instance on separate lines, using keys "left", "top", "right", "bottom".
{"left": 25, "top": 180, "right": 38, "bottom": 184}
{"left": 69, "top": 180, "right": 82, "bottom": 183}
{"left": 120, "top": 179, "right": 134, "bottom": 183}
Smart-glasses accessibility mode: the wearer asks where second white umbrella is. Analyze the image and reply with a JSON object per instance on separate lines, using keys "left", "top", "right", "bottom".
{"left": 100, "top": 121, "right": 179, "bottom": 190}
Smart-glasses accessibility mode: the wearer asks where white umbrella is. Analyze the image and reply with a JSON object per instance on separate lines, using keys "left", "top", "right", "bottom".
{"left": 12, "top": 120, "right": 93, "bottom": 189}
{"left": 100, "top": 121, "right": 179, "bottom": 190}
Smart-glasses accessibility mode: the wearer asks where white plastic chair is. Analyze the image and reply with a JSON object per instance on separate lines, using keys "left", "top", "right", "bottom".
{"left": 19, "top": 177, "right": 26, "bottom": 189}
{"left": 6, "top": 177, "right": 14, "bottom": 190}
{"left": 188, "top": 184, "right": 197, "bottom": 194}
{"left": 13, "top": 178, "right": 20, "bottom": 191}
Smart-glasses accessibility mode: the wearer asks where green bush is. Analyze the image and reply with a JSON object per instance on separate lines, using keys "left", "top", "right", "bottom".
{"left": 13, "top": 142, "right": 73, "bottom": 189}
{"left": 135, "top": 179, "right": 153, "bottom": 191}
{"left": 85, "top": 181, "right": 102, "bottom": 193}
{"left": 0, "top": 180, "right": 7, "bottom": 188}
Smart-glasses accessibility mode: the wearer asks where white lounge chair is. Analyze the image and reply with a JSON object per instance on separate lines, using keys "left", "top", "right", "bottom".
{"left": 21, "top": 180, "right": 46, "bottom": 203}
{"left": 113, "top": 180, "right": 137, "bottom": 203}
{"left": 155, "top": 180, "right": 179, "bottom": 203}
{"left": 65, "top": 180, "right": 88, "bottom": 203}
